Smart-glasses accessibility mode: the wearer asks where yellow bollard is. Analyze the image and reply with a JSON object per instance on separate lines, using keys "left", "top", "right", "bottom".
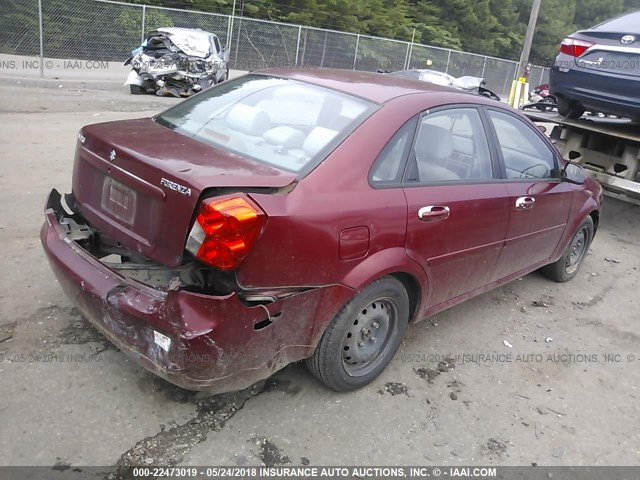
{"left": 508, "top": 77, "right": 529, "bottom": 109}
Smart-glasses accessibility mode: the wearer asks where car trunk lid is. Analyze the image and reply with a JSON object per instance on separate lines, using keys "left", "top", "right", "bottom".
{"left": 72, "top": 118, "right": 296, "bottom": 268}
{"left": 576, "top": 31, "right": 640, "bottom": 77}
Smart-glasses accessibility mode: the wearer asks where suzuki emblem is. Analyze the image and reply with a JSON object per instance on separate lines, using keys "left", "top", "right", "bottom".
{"left": 109, "top": 149, "right": 116, "bottom": 162}
{"left": 621, "top": 35, "right": 635, "bottom": 45}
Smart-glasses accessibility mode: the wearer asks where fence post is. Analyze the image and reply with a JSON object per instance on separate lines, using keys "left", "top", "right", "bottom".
{"left": 539, "top": 67, "right": 545, "bottom": 85}
{"left": 481, "top": 56, "right": 487, "bottom": 78}
{"left": 227, "top": 13, "right": 234, "bottom": 52}
{"left": 38, "top": 0, "right": 44, "bottom": 78}
{"left": 141, "top": 5, "right": 146, "bottom": 44}
{"left": 234, "top": 16, "right": 243, "bottom": 67}
{"left": 352, "top": 34, "right": 360, "bottom": 70}
{"left": 403, "top": 43, "right": 411, "bottom": 70}
{"left": 295, "top": 25, "right": 302, "bottom": 66}
{"left": 404, "top": 28, "right": 416, "bottom": 70}
{"left": 445, "top": 49, "right": 451, "bottom": 73}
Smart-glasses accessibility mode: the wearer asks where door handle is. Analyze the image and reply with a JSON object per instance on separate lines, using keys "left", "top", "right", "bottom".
{"left": 418, "top": 205, "right": 450, "bottom": 222}
{"left": 515, "top": 196, "right": 535, "bottom": 210}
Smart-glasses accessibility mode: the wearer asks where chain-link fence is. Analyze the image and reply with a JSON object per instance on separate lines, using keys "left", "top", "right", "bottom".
{"left": 0, "top": 0, "right": 550, "bottom": 97}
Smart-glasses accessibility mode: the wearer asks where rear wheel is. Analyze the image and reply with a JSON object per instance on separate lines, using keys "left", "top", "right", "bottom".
{"left": 557, "top": 97, "right": 585, "bottom": 119}
{"left": 542, "top": 216, "right": 594, "bottom": 282}
{"left": 305, "top": 276, "right": 410, "bottom": 392}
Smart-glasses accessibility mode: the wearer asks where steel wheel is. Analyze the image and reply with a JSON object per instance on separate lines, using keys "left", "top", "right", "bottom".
{"left": 341, "top": 297, "right": 397, "bottom": 376}
{"left": 565, "top": 226, "right": 588, "bottom": 275}
{"left": 542, "top": 215, "right": 594, "bottom": 283}
{"left": 305, "top": 276, "right": 410, "bottom": 391}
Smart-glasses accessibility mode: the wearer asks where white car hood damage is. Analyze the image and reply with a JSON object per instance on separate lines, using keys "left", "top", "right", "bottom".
{"left": 155, "top": 27, "right": 212, "bottom": 58}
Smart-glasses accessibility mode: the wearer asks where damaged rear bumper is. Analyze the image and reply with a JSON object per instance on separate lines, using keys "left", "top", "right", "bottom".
{"left": 40, "top": 189, "right": 353, "bottom": 392}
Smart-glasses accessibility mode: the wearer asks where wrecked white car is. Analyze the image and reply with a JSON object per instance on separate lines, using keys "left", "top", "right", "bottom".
{"left": 124, "top": 27, "right": 230, "bottom": 97}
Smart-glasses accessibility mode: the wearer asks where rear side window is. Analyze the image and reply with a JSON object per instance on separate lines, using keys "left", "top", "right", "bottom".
{"left": 487, "top": 110, "right": 557, "bottom": 179}
{"left": 370, "top": 119, "right": 416, "bottom": 185}
{"left": 155, "top": 75, "right": 376, "bottom": 173}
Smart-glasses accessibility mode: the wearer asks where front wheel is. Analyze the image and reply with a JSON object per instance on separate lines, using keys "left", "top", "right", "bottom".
{"left": 129, "top": 84, "right": 145, "bottom": 95}
{"left": 305, "top": 276, "right": 410, "bottom": 392}
{"left": 542, "top": 216, "right": 594, "bottom": 282}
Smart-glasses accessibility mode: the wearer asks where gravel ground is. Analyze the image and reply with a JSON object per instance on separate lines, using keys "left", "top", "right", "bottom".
{"left": 0, "top": 82, "right": 639, "bottom": 468}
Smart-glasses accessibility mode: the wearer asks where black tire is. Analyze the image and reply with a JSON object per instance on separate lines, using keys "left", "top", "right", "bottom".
{"left": 305, "top": 276, "right": 410, "bottom": 392}
{"left": 557, "top": 97, "right": 585, "bottom": 119}
{"left": 536, "top": 97, "right": 556, "bottom": 112}
{"left": 129, "top": 84, "right": 145, "bottom": 95}
{"left": 542, "top": 216, "right": 594, "bottom": 282}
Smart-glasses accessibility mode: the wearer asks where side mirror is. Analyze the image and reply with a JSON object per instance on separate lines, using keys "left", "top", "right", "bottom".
{"left": 537, "top": 125, "right": 547, "bottom": 134}
{"left": 568, "top": 150, "right": 581, "bottom": 161}
{"left": 561, "top": 161, "right": 586, "bottom": 185}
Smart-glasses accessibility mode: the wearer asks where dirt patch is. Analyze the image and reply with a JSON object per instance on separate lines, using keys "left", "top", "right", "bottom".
{"left": 380, "top": 382, "right": 409, "bottom": 396}
{"left": 0, "top": 321, "right": 17, "bottom": 348}
{"left": 254, "top": 437, "right": 291, "bottom": 467}
{"left": 263, "top": 376, "right": 303, "bottom": 395}
{"left": 4, "top": 305, "right": 110, "bottom": 356}
{"left": 447, "top": 379, "right": 464, "bottom": 401}
{"left": 116, "top": 382, "right": 267, "bottom": 472}
{"left": 414, "top": 357, "right": 455, "bottom": 383}
{"left": 482, "top": 438, "right": 508, "bottom": 457}
{"left": 136, "top": 376, "right": 199, "bottom": 404}
{"left": 58, "top": 316, "right": 107, "bottom": 346}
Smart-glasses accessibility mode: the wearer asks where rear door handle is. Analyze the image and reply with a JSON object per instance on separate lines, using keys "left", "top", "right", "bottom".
{"left": 418, "top": 205, "right": 450, "bottom": 222}
{"left": 515, "top": 196, "right": 535, "bottom": 210}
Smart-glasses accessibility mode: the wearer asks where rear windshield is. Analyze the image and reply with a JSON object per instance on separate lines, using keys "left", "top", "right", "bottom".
{"left": 155, "top": 74, "right": 376, "bottom": 173}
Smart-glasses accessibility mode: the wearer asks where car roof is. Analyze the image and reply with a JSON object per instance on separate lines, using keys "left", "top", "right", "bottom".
{"left": 155, "top": 27, "right": 217, "bottom": 39}
{"left": 592, "top": 10, "right": 640, "bottom": 31}
{"left": 256, "top": 68, "right": 462, "bottom": 104}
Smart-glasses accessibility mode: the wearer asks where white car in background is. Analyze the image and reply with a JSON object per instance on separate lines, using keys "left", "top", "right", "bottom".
{"left": 125, "top": 27, "right": 230, "bottom": 97}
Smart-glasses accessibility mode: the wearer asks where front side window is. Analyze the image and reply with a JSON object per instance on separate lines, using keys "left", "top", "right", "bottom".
{"left": 155, "top": 75, "right": 376, "bottom": 173}
{"left": 487, "top": 110, "right": 557, "bottom": 179}
{"left": 409, "top": 108, "right": 493, "bottom": 183}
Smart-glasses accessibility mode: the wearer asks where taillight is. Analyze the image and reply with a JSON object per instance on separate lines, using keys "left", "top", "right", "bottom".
{"left": 186, "top": 196, "right": 266, "bottom": 270}
{"left": 559, "top": 37, "right": 594, "bottom": 57}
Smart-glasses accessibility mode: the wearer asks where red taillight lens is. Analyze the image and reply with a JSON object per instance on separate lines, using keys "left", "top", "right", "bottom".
{"left": 186, "top": 196, "right": 265, "bottom": 270}
{"left": 559, "top": 37, "right": 594, "bottom": 57}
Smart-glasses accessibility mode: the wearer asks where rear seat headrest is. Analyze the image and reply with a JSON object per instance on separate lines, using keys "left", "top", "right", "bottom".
{"left": 226, "top": 104, "right": 271, "bottom": 136}
{"left": 263, "top": 126, "right": 305, "bottom": 149}
{"left": 303, "top": 127, "right": 339, "bottom": 156}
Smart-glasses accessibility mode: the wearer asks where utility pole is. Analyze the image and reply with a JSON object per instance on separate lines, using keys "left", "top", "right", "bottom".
{"left": 518, "top": 0, "right": 542, "bottom": 79}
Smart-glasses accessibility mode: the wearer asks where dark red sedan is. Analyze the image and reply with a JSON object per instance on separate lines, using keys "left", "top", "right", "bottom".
{"left": 41, "top": 69, "right": 602, "bottom": 394}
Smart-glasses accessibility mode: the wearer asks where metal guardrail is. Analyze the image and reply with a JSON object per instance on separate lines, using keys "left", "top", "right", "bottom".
{"left": 0, "top": 0, "right": 550, "bottom": 98}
